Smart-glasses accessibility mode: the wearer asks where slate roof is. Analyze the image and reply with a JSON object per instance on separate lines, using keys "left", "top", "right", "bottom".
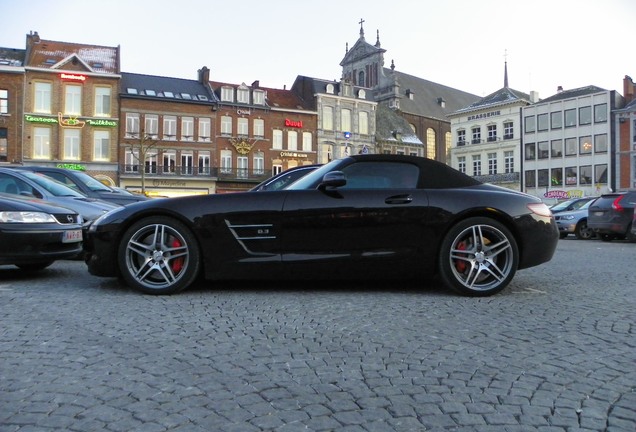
{"left": 537, "top": 85, "right": 607, "bottom": 104}
{"left": 121, "top": 72, "right": 217, "bottom": 104}
{"left": 0, "top": 47, "right": 26, "bottom": 67}
{"left": 375, "top": 104, "right": 422, "bottom": 145}
{"left": 453, "top": 87, "right": 531, "bottom": 114}
{"left": 26, "top": 37, "right": 119, "bottom": 74}
{"left": 210, "top": 80, "right": 311, "bottom": 111}
{"left": 388, "top": 69, "right": 480, "bottom": 121}
{"left": 291, "top": 75, "right": 375, "bottom": 110}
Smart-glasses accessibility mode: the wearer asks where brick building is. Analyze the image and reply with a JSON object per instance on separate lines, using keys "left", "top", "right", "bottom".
{"left": 614, "top": 75, "right": 636, "bottom": 190}
{"left": 210, "top": 79, "right": 316, "bottom": 193}
{"left": 20, "top": 32, "right": 121, "bottom": 183}
{"left": 118, "top": 68, "right": 219, "bottom": 196}
{"left": 0, "top": 47, "right": 25, "bottom": 164}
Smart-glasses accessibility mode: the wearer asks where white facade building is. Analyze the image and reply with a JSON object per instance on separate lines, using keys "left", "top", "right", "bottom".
{"left": 449, "top": 85, "right": 534, "bottom": 191}
{"left": 521, "top": 86, "right": 622, "bottom": 201}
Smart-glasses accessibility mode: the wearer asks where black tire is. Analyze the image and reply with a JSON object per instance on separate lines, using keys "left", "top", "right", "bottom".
{"left": 117, "top": 216, "right": 200, "bottom": 295}
{"left": 627, "top": 223, "right": 636, "bottom": 243}
{"left": 438, "top": 217, "right": 519, "bottom": 297}
{"left": 574, "top": 219, "right": 593, "bottom": 240}
{"left": 600, "top": 233, "right": 615, "bottom": 242}
{"left": 16, "top": 261, "right": 54, "bottom": 271}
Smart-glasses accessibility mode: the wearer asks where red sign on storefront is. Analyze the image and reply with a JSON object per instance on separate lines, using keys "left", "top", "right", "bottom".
{"left": 285, "top": 118, "right": 303, "bottom": 128}
{"left": 60, "top": 73, "right": 87, "bottom": 82}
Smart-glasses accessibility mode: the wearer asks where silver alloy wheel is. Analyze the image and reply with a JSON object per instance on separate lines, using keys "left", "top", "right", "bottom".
{"left": 124, "top": 223, "right": 190, "bottom": 290}
{"left": 448, "top": 223, "right": 515, "bottom": 292}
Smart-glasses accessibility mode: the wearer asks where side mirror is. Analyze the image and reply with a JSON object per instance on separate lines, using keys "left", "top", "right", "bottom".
{"left": 318, "top": 171, "right": 346, "bottom": 190}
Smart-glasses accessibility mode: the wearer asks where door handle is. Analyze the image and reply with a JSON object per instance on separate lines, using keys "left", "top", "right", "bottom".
{"left": 385, "top": 194, "right": 413, "bottom": 205}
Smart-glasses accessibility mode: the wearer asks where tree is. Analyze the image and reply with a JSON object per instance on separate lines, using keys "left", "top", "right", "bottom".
{"left": 127, "top": 128, "right": 159, "bottom": 195}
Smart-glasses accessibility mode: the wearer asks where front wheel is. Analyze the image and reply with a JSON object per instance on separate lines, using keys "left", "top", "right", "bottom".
{"left": 438, "top": 217, "right": 519, "bottom": 296}
{"left": 574, "top": 219, "right": 594, "bottom": 240}
{"left": 118, "top": 216, "right": 200, "bottom": 295}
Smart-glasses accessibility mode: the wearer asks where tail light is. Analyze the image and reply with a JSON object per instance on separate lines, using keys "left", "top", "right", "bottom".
{"left": 612, "top": 195, "right": 625, "bottom": 211}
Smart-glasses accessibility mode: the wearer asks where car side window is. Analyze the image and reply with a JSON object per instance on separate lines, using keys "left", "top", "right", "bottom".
{"left": 0, "top": 174, "right": 36, "bottom": 197}
{"left": 341, "top": 162, "right": 419, "bottom": 189}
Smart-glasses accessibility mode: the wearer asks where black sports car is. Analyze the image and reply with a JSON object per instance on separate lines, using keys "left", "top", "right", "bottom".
{"left": 84, "top": 155, "right": 558, "bottom": 296}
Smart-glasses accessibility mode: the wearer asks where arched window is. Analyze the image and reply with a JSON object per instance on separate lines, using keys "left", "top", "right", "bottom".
{"left": 445, "top": 132, "right": 452, "bottom": 161}
{"left": 358, "top": 71, "right": 365, "bottom": 87}
{"left": 426, "top": 128, "right": 436, "bottom": 160}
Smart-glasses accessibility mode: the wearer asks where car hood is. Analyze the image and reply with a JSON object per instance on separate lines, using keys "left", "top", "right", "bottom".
{"left": 0, "top": 193, "right": 79, "bottom": 214}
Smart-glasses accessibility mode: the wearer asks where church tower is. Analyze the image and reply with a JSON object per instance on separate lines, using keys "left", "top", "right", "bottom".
{"left": 339, "top": 19, "right": 386, "bottom": 89}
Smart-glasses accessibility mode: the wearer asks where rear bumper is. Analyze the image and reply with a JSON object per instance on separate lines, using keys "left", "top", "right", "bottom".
{"left": 588, "top": 222, "right": 629, "bottom": 235}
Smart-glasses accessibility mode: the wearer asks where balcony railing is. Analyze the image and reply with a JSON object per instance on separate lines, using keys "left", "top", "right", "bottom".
{"left": 121, "top": 165, "right": 272, "bottom": 182}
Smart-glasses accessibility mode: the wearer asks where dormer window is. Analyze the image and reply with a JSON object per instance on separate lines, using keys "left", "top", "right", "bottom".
{"left": 326, "top": 83, "right": 335, "bottom": 94}
{"left": 406, "top": 89, "right": 414, "bottom": 100}
{"left": 253, "top": 90, "right": 265, "bottom": 105}
{"left": 437, "top": 97, "right": 446, "bottom": 108}
{"left": 237, "top": 85, "right": 249, "bottom": 104}
{"left": 358, "top": 89, "right": 366, "bottom": 99}
{"left": 221, "top": 86, "right": 234, "bottom": 102}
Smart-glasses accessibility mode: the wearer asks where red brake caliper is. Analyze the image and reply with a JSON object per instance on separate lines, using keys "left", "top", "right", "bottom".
{"left": 455, "top": 241, "right": 467, "bottom": 273}
{"left": 171, "top": 238, "right": 184, "bottom": 273}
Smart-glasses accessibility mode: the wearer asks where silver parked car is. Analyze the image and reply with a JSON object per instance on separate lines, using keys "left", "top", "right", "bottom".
{"left": 0, "top": 168, "right": 119, "bottom": 225}
{"left": 554, "top": 200, "right": 596, "bottom": 240}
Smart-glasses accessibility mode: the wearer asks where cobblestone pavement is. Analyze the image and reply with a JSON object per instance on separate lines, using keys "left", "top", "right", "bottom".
{"left": 0, "top": 239, "right": 634, "bottom": 432}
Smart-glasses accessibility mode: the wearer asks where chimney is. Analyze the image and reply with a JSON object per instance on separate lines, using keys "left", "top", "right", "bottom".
{"left": 529, "top": 91, "right": 540, "bottom": 103}
{"left": 252, "top": 80, "right": 260, "bottom": 88}
{"left": 623, "top": 75, "right": 635, "bottom": 103}
{"left": 198, "top": 66, "right": 210, "bottom": 84}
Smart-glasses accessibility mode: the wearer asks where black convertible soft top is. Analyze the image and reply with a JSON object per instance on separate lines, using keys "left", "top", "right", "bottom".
{"left": 347, "top": 154, "right": 482, "bottom": 189}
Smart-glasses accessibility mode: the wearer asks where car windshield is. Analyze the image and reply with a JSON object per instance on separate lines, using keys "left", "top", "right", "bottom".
{"left": 72, "top": 171, "right": 114, "bottom": 192}
{"left": 20, "top": 171, "right": 86, "bottom": 197}
{"left": 286, "top": 160, "right": 342, "bottom": 190}
{"left": 551, "top": 198, "right": 588, "bottom": 212}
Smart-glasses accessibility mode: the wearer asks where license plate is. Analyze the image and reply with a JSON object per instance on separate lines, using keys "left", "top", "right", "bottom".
{"left": 593, "top": 211, "right": 604, "bottom": 216}
{"left": 63, "top": 229, "right": 83, "bottom": 243}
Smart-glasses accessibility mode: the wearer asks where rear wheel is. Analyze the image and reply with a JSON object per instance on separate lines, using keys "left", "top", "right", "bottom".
{"left": 118, "top": 216, "right": 200, "bottom": 295}
{"left": 574, "top": 219, "right": 594, "bottom": 240}
{"left": 438, "top": 217, "right": 519, "bottom": 297}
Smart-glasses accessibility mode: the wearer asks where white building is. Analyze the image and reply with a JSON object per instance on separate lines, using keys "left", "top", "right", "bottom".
{"left": 291, "top": 76, "right": 377, "bottom": 163}
{"left": 521, "top": 86, "right": 623, "bottom": 201}
{"left": 449, "top": 65, "right": 535, "bottom": 191}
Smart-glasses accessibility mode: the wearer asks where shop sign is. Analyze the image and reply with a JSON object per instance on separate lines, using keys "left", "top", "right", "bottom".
{"left": 285, "top": 119, "right": 303, "bottom": 128}
{"left": 237, "top": 109, "right": 251, "bottom": 115}
{"left": 25, "top": 114, "right": 57, "bottom": 124}
{"left": 58, "top": 113, "right": 85, "bottom": 128}
{"left": 60, "top": 73, "right": 87, "bottom": 82}
{"left": 57, "top": 163, "right": 86, "bottom": 171}
{"left": 230, "top": 137, "right": 254, "bottom": 155}
{"left": 544, "top": 189, "right": 584, "bottom": 199}
{"left": 86, "top": 119, "right": 118, "bottom": 127}
{"left": 467, "top": 110, "right": 501, "bottom": 121}
{"left": 280, "top": 151, "right": 308, "bottom": 158}
{"left": 152, "top": 179, "right": 187, "bottom": 187}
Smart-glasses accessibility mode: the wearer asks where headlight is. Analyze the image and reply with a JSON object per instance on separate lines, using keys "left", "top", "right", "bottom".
{"left": 0, "top": 211, "right": 57, "bottom": 223}
{"left": 562, "top": 215, "right": 575, "bottom": 220}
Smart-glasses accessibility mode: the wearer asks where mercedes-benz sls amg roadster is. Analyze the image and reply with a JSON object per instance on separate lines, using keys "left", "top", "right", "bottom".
{"left": 84, "top": 155, "right": 558, "bottom": 296}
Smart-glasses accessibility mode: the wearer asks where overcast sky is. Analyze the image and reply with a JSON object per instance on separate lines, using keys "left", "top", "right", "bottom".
{"left": 1, "top": 0, "right": 634, "bottom": 100}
